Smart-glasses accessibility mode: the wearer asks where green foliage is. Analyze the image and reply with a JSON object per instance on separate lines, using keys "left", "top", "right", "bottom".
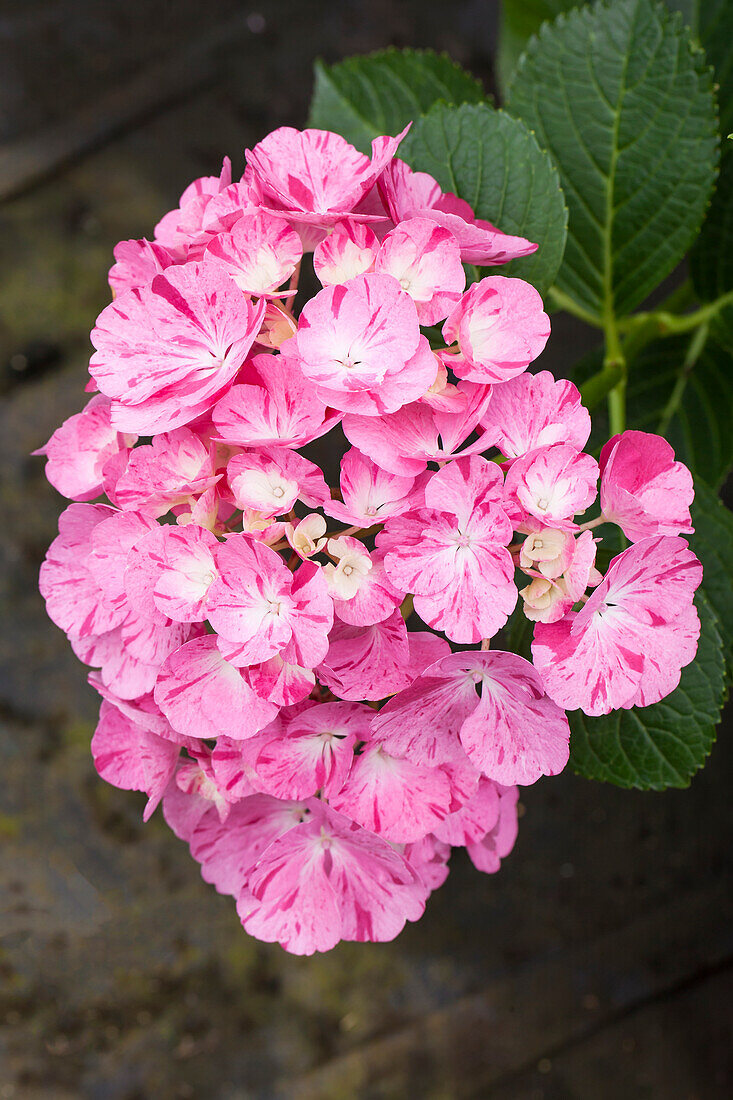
{"left": 691, "top": 151, "right": 733, "bottom": 302}
{"left": 399, "top": 103, "right": 567, "bottom": 294}
{"left": 506, "top": 0, "right": 719, "bottom": 319}
{"left": 568, "top": 593, "right": 725, "bottom": 788}
{"left": 499, "top": 0, "right": 732, "bottom": 132}
{"left": 580, "top": 335, "right": 733, "bottom": 487}
{"left": 307, "top": 49, "right": 484, "bottom": 154}
{"left": 689, "top": 481, "right": 733, "bottom": 676}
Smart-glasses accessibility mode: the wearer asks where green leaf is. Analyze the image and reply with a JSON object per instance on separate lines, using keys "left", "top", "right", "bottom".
{"left": 398, "top": 102, "right": 568, "bottom": 295}
{"left": 572, "top": 334, "right": 733, "bottom": 487}
{"left": 569, "top": 591, "right": 725, "bottom": 789}
{"left": 696, "top": 0, "right": 733, "bottom": 135}
{"left": 689, "top": 480, "right": 733, "bottom": 676}
{"left": 497, "top": 1, "right": 578, "bottom": 98}
{"left": 506, "top": 0, "right": 719, "bottom": 319}
{"left": 498, "top": 1, "right": 731, "bottom": 129}
{"left": 307, "top": 49, "right": 485, "bottom": 154}
{"left": 690, "top": 150, "right": 733, "bottom": 301}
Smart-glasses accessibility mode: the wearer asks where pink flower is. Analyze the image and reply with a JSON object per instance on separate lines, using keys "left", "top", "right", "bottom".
{"left": 226, "top": 447, "right": 329, "bottom": 517}
{"left": 329, "top": 744, "right": 453, "bottom": 843}
{"left": 237, "top": 701, "right": 371, "bottom": 800}
{"left": 378, "top": 457, "right": 516, "bottom": 643}
{"left": 113, "top": 428, "right": 220, "bottom": 517}
{"left": 342, "top": 380, "right": 492, "bottom": 477}
{"left": 318, "top": 611, "right": 450, "bottom": 701}
{"left": 480, "top": 370, "right": 591, "bottom": 459}
{"left": 313, "top": 220, "right": 379, "bottom": 286}
{"left": 374, "top": 217, "right": 465, "bottom": 324}
{"left": 504, "top": 443, "right": 599, "bottom": 529}
{"left": 207, "top": 536, "right": 333, "bottom": 668}
{"left": 245, "top": 126, "right": 409, "bottom": 229}
{"left": 190, "top": 794, "right": 311, "bottom": 897}
{"left": 442, "top": 276, "right": 550, "bottom": 384}
{"left": 432, "top": 776, "right": 501, "bottom": 846}
{"left": 599, "top": 430, "right": 695, "bottom": 542}
{"left": 90, "top": 261, "right": 265, "bottom": 434}
{"left": 324, "top": 537, "right": 403, "bottom": 626}
{"left": 124, "top": 523, "right": 219, "bottom": 623}
{"left": 34, "top": 395, "right": 137, "bottom": 502}
{"left": 466, "top": 784, "right": 519, "bottom": 874}
{"left": 403, "top": 835, "right": 451, "bottom": 892}
{"left": 154, "top": 635, "right": 278, "bottom": 740}
{"left": 325, "top": 447, "right": 415, "bottom": 526}
{"left": 92, "top": 700, "right": 179, "bottom": 821}
{"left": 212, "top": 353, "right": 340, "bottom": 448}
{"left": 373, "top": 650, "right": 569, "bottom": 786}
{"left": 291, "top": 273, "right": 421, "bottom": 402}
{"left": 108, "top": 238, "right": 176, "bottom": 296}
{"left": 378, "top": 159, "right": 538, "bottom": 265}
{"left": 532, "top": 536, "right": 703, "bottom": 715}
{"left": 238, "top": 800, "right": 425, "bottom": 954}
{"left": 205, "top": 210, "right": 302, "bottom": 295}
{"left": 39, "top": 504, "right": 128, "bottom": 639}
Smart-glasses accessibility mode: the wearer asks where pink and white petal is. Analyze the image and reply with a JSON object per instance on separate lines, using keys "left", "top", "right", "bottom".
{"left": 432, "top": 776, "right": 501, "bottom": 846}
{"left": 313, "top": 220, "right": 379, "bottom": 285}
{"left": 456, "top": 652, "right": 570, "bottom": 786}
{"left": 91, "top": 700, "right": 179, "bottom": 821}
{"left": 329, "top": 744, "right": 452, "bottom": 843}
{"left": 154, "top": 636, "right": 279, "bottom": 740}
{"left": 466, "top": 784, "right": 520, "bottom": 873}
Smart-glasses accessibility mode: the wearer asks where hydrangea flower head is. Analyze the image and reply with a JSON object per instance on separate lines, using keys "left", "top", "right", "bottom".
{"left": 36, "top": 117, "right": 703, "bottom": 954}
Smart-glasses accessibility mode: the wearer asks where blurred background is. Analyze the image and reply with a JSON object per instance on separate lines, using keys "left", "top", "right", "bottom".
{"left": 0, "top": 2, "right": 731, "bottom": 1097}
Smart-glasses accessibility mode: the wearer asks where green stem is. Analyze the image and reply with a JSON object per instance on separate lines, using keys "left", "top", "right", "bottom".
{"left": 656, "top": 321, "right": 709, "bottom": 436}
{"left": 617, "top": 288, "right": 733, "bottom": 338}
{"left": 547, "top": 286, "right": 603, "bottom": 327}
{"left": 603, "top": 313, "right": 627, "bottom": 436}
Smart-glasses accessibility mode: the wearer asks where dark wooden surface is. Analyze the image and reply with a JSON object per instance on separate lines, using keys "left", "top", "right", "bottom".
{"left": 0, "top": 3, "right": 731, "bottom": 1097}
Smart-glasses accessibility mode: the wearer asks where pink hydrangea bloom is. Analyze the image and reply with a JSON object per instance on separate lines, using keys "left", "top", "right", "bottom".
{"left": 238, "top": 800, "right": 425, "bottom": 954}
{"left": 505, "top": 443, "right": 599, "bottom": 529}
{"left": 532, "top": 536, "right": 702, "bottom": 715}
{"left": 154, "top": 635, "right": 278, "bottom": 740}
{"left": 313, "top": 220, "right": 379, "bottom": 286}
{"left": 291, "top": 273, "right": 421, "bottom": 401}
{"left": 480, "top": 370, "right": 590, "bottom": 459}
{"left": 108, "top": 238, "right": 175, "bottom": 296}
{"left": 36, "top": 122, "right": 708, "bottom": 954}
{"left": 378, "top": 457, "right": 516, "bottom": 643}
{"left": 373, "top": 217, "right": 465, "bottom": 324}
{"left": 442, "top": 276, "right": 550, "bottom": 384}
{"left": 226, "top": 447, "right": 329, "bottom": 517}
{"left": 34, "top": 395, "right": 137, "bottom": 502}
{"left": 342, "top": 380, "right": 492, "bottom": 476}
{"left": 205, "top": 210, "right": 302, "bottom": 295}
{"left": 520, "top": 529, "right": 602, "bottom": 624}
{"left": 208, "top": 536, "right": 333, "bottom": 667}
{"left": 124, "top": 523, "right": 219, "bottom": 623}
{"left": 90, "top": 261, "right": 265, "bottom": 434}
{"left": 113, "top": 428, "right": 220, "bottom": 517}
{"left": 318, "top": 612, "right": 450, "bottom": 701}
{"left": 236, "top": 701, "right": 371, "bottom": 800}
{"left": 92, "top": 700, "right": 179, "bottom": 821}
{"left": 379, "top": 159, "right": 538, "bottom": 265}
{"left": 373, "top": 651, "right": 569, "bottom": 786}
{"left": 466, "top": 784, "right": 519, "bottom": 874}
{"left": 329, "top": 744, "right": 453, "bottom": 843}
{"left": 599, "top": 430, "right": 695, "bottom": 542}
{"left": 246, "top": 126, "right": 409, "bottom": 229}
{"left": 212, "top": 353, "right": 340, "bottom": 448}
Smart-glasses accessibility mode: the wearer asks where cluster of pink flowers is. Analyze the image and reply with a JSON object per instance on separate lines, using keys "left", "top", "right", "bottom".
{"left": 37, "top": 124, "right": 701, "bottom": 954}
